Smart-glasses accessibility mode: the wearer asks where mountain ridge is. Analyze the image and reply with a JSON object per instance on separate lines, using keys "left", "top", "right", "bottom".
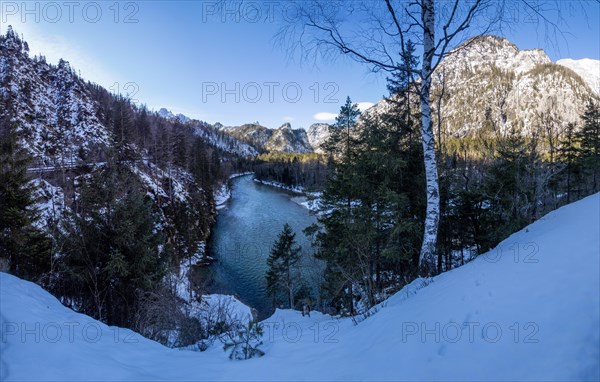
{"left": 221, "top": 122, "right": 313, "bottom": 153}
{"left": 362, "top": 35, "right": 599, "bottom": 139}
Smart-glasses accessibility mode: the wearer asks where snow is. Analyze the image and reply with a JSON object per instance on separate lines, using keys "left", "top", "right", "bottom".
{"left": 253, "top": 178, "right": 304, "bottom": 194}
{"left": 1, "top": 193, "right": 599, "bottom": 381}
{"left": 557, "top": 58, "right": 600, "bottom": 95}
{"left": 216, "top": 173, "right": 255, "bottom": 210}
{"left": 306, "top": 123, "right": 331, "bottom": 153}
{"left": 290, "top": 192, "right": 322, "bottom": 212}
{"left": 200, "top": 295, "right": 254, "bottom": 325}
{"left": 214, "top": 184, "right": 231, "bottom": 210}
{"left": 229, "top": 172, "right": 254, "bottom": 180}
{"left": 29, "top": 178, "right": 66, "bottom": 231}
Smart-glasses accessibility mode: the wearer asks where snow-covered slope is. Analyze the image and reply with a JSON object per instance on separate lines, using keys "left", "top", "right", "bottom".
{"left": 158, "top": 107, "right": 191, "bottom": 123}
{"left": 264, "top": 123, "right": 313, "bottom": 153}
{"left": 557, "top": 58, "right": 600, "bottom": 95}
{"left": 0, "top": 28, "right": 110, "bottom": 166}
{"left": 364, "top": 35, "right": 599, "bottom": 137}
{"left": 1, "top": 193, "right": 598, "bottom": 381}
{"left": 306, "top": 123, "right": 331, "bottom": 153}
{"left": 222, "top": 122, "right": 313, "bottom": 153}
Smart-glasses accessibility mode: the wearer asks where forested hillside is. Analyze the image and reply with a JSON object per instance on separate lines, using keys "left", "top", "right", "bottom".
{"left": 0, "top": 26, "right": 253, "bottom": 341}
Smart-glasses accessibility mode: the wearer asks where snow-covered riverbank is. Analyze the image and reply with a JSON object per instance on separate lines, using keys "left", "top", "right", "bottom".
{"left": 252, "top": 178, "right": 321, "bottom": 212}
{"left": 2, "top": 193, "right": 598, "bottom": 381}
{"left": 215, "top": 172, "right": 255, "bottom": 210}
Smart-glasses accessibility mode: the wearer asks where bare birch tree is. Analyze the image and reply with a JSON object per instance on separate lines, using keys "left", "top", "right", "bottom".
{"left": 277, "top": 0, "right": 588, "bottom": 274}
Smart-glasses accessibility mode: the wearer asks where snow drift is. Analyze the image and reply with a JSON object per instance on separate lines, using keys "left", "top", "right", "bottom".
{"left": 1, "top": 194, "right": 599, "bottom": 381}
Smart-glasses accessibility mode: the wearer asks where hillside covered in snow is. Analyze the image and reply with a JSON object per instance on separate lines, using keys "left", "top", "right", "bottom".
{"left": 557, "top": 58, "right": 600, "bottom": 96}
{"left": 1, "top": 193, "right": 598, "bottom": 381}
{"left": 220, "top": 122, "right": 314, "bottom": 153}
{"left": 363, "top": 35, "right": 599, "bottom": 138}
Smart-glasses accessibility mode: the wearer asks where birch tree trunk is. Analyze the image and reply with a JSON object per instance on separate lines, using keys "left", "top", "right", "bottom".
{"left": 419, "top": 0, "right": 440, "bottom": 275}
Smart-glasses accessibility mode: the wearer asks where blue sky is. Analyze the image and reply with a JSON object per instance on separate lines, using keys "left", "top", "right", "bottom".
{"left": 1, "top": 1, "right": 598, "bottom": 129}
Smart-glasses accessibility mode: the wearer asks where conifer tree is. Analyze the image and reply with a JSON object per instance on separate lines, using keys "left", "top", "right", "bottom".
{"left": 60, "top": 164, "right": 165, "bottom": 325}
{"left": 266, "top": 223, "right": 302, "bottom": 309}
{"left": 0, "top": 117, "right": 50, "bottom": 280}
{"left": 578, "top": 101, "right": 600, "bottom": 192}
{"left": 557, "top": 122, "right": 581, "bottom": 203}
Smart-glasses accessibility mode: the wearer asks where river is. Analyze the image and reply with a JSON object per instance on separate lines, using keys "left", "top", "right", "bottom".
{"left": 207, "top": 175, "right": 320, "bottom": 319}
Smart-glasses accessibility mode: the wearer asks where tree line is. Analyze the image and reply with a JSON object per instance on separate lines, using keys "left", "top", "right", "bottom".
{"left": 0, "top": 32, "right": 252, "bottom": 333}
{"left": 268, "top": 83, "right": 599, "bottom": 317}
{"left": 252, "top": 152, "right": 330, "bottom": 191}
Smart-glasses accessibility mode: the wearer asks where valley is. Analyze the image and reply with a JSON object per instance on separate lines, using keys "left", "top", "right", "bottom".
{"left": 1, "top": 2, "right": 599, "bottom": 380}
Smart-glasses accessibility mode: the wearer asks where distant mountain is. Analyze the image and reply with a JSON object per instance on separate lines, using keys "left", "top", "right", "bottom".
{"left": 0, "top": 26, "right": 256, "bottom": 251}
{"left": 154, "top": 109, "right": 257, "bottom": 156}
{"left": 222, "top": 122, "right": 313, "bottom": 153}
{"left": 191, "top": 121, "right": 258, "bottom": 157}
{"left": 265, "top": 123, "right": 313, "bottom": 153}
{"left": 364, "top": 35, "right": 599, "bottom": 138}
{"left": 158, "top": 108, "right": 191, "bottom": 123}
{"left": 306, "top": 123, "right": 331, "bottom": 154}
{"left": 557, "top": 58, "right": 600, "bottom": 96}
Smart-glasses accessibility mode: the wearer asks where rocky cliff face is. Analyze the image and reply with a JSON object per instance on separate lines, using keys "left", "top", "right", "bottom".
{"left": 222, "top": 122, "right": 313, "bottom": 153}
{"left": 433, "top": 35, "right": 597, "bottom": 137}
{"left": 0, "top": 27, "right": 109, "bottom": 167}
{"left": 306, "top": 123, "right": 331, "bottom": 154}
{"left": 556, "top": 58, "right": 600, "bottom": 96}
{"left": 363, "top": 35, "right": 599, "bottom": 138}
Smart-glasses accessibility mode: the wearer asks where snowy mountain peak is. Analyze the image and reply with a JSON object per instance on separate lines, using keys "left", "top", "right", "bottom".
{"left": 448, "top": 34, "right": 551, "bottom": 75}
{"left": 158, "top": 107, "right": 174, "bottom": 118}
{"left": 557, "top": 58, "right": 600, "bottom": 95}
{"left": 1, "top": 25, "right": 24, "bottom": 51}
{"left": 158, "top": 108, "right": 191, "bottom": 123}
{"left": 222, "top": 122, "right": 313, "bottom": 153}
{"left": 363, "top": 34, "right": 598, "bottom": 137}
{"left": 306, "top": 123, "right": 331, "bottom": 154}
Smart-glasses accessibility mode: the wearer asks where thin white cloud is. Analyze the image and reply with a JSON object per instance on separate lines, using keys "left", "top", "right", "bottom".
{"left": 283, "top": 116, "right": 295, "bottom": 122}
{"left": 357, "top": 102, "right": 375, "bottom": 111}
{"left": 313, "top": 112, "right": 338, "bottom": 121}
{"left": 313, "top": 101, "right": 375, "bottom": 122}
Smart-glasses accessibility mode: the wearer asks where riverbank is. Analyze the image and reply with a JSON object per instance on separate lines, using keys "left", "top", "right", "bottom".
{"left": 252, "top": 178, "right": 322, "bottom": 212}
{"left": 252, "top": 178, "right": 305, "bottom": 194}
{"left": 215, "top": 172, "right": 255, "bottom": 210}
{"left": 208, "top": 174, "right": 319, "bottom": 319}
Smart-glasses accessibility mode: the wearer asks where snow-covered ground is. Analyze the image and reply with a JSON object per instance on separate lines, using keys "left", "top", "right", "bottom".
{"left": 253, "top": 178, "right": 305, "bottom": 194}
{"left": 252, "top": 178, "right": 323, "bottom": 212}
{"left": 557, "top": 58, "right": 600, "bottom": 95}
{"left": 290, "top": 193, "right": 322, "bottom": 212}
{"left": 1, "top": 193, "right": 598, "bottom": 381}
{"left": 214, "top": 184, "right": 231, "bottom": 210}
{"left": 215, "top": 173, "right": 255, "bottom": 210}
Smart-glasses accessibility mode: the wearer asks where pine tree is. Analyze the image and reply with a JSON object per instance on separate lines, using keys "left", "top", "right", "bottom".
{"left": 0, "top": 118, "right": 51, "bottom": 280}
{"left": 220, "top": 319, "right": 264, "bottom": 360}
{"left": 484, "top": 125, "right": 539, "bottom": 246}
{"left": 557, "top": 122, "right": 581, "bottom": 203}
{"left": 311, "top": 76, "right": 421, "bottom": 314}
{"left": 111, "top": 95, "right": 136, "bottom": 160}
{"left": 578, "top": 101, "right": 600, "bottom": 192}
{"left": 266, "top": 223, "right": 302, "bottom": 309}
{"left": 60, "top": 164, "right": 165, "bottom": 326}
{"left": 323, "top": 96, "right": 360, "bottom": 160}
